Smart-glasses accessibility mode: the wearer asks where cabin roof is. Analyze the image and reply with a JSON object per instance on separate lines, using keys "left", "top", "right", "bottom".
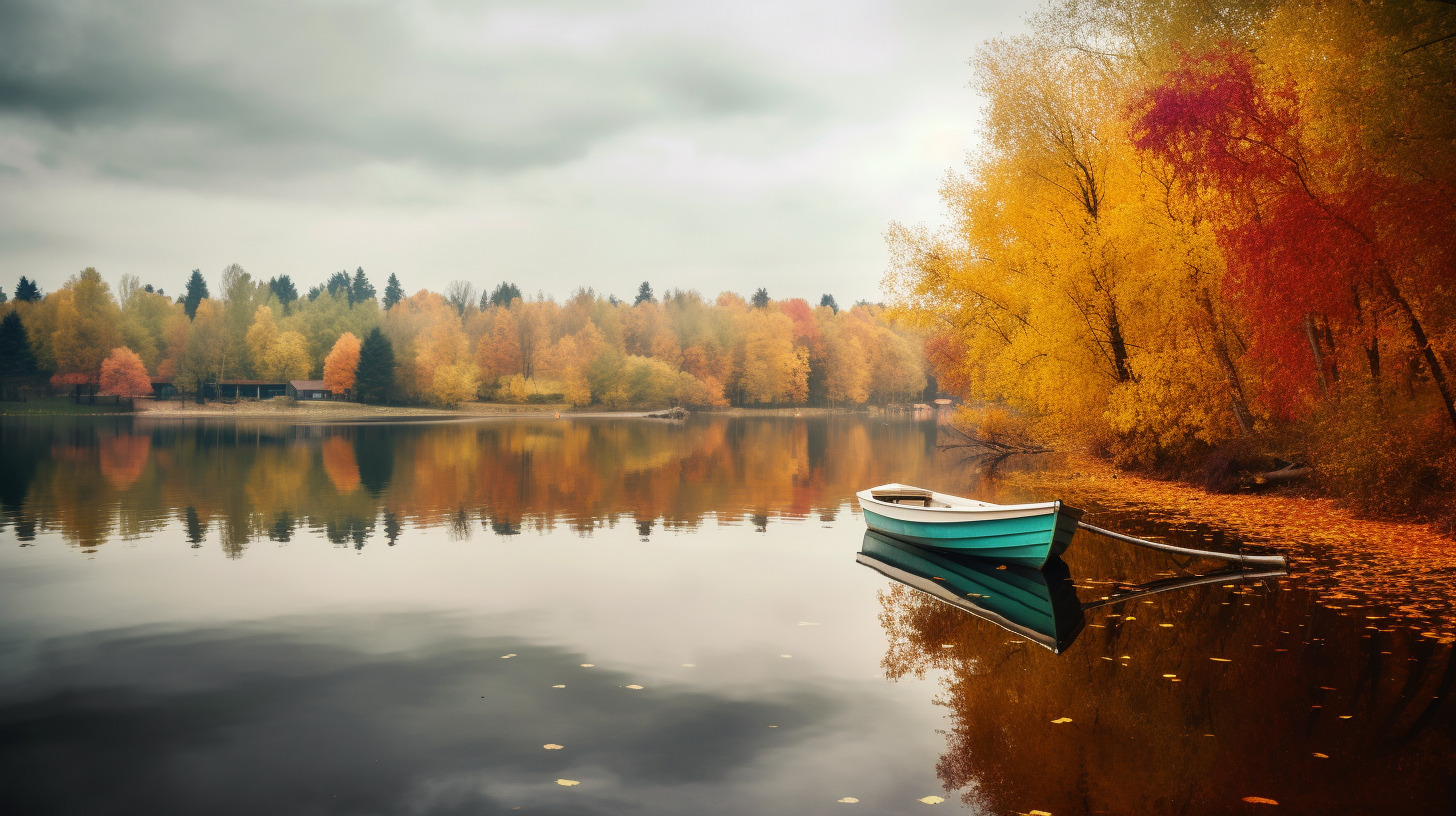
{"left": 289, "top": 380, "right": 330, "bottom": 390}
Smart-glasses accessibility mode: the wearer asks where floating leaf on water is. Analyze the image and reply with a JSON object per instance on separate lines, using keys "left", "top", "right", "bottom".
{"left": 1119, "top": 655, "right": 1131, "bottom": 660}
{"left": 780, "top": 654, "right": 793, "bottom": 658}
{"left": 1241, "top": 796, "right": 1278, "bottom": 805}
{"left": 1313, "top": 752, "right": 1329, "bottom": 758}
{"left": 556, "top": 779, "right": 580, "bottom": 787}
{"left": 580, "top": 664, "right": 594, "bottom": 668}
{"left": 1158, "top": 623, "right": 1174, "bottom": 628}
{"left": 941, "top": 644, "right": 955, "bottom": 648}
{"left": 1163, "top": 674, "right": 1177, "bottom": 678}
{"left": 918, "top": 795, "right": 945, "bottom": 804}
{"left": 768, "top": 724, "right": 778, "bottom": 728}
{"left": 625, "top": 684, "right": 644, "bottom": 690}
{"left": 543, "top": 744, "right": 563, "bottom": 750}
{"left": 995, "top": 565, "right": 1007, "bottom": 571}
{"left": 1030, "top": 811, "right": 1053, "bottom": 816}
{"left": 1051, "top": 717, "right": 1073, "bottom": 724}
{"left": 1339, "top": 715, "right": 1353, "bottom": 719}
{"left": 837, "top": 797, "right": 859, "bottom": 803}
{"left": 552, "top": 684, "right": 565, "bottom": 688}
{"left": 1210, "top": 658, "right": 1232, "bottom": 662}
{"left": 1124, "top": 616, "right": 1136, "bottom": 621}
{"left": 501, "top": 654, "right": 517, "bottom": 659}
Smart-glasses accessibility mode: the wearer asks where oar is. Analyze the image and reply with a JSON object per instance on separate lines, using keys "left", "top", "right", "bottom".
{"left": 1076, "top": 521, "right": 1288, "bottom": 568}
{"left": 1078, "top": 566, "right": 1288, "bottom": 611}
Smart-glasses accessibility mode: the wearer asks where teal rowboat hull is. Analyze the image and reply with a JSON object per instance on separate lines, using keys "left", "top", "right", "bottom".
{"left": 855, "top": 483, "right": 1083, "bottom": 569}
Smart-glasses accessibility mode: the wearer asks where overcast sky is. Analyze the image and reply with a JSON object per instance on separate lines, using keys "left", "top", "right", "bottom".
{"left": 0, "top": 0, "right": 1025, "bottom": 305}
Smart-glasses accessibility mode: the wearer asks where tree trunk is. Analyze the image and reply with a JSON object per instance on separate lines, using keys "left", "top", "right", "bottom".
{"left": 1107, "top": 308, "right": 1132, "bottom": 383}
{"left": 1198, "top": 289, "right": 1254, "bottom": 435}
{"left": 1381, "top": 272, "right": 1456, "bottom": 430}
{"left": 1304, "top": 314, "right": 1330, "bottom": 394}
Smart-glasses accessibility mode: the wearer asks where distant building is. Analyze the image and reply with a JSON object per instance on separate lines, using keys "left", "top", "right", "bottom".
{"left": 215, "top": 380, "right": 288, "bottom": 400}
{"left": 288, "top": 380, "right": 335, "bottom": 401}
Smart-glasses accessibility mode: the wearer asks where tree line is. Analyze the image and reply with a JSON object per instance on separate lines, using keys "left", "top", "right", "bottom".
{"left": 0, "top": 267, "right": 926, "bottom": 408}
{"left": 886, "top": 0, "right": 1456, "bottom": 516}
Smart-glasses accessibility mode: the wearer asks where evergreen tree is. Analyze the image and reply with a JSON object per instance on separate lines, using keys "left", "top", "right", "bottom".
{"left": 268, "top": 275, "right": 299, "bottom": 308}
{"left": 382, "top": 273, "right": 404, "bottom": 310}
{"left": 306, "top": 284, "right": 323, "bottom": 301}
{"left": 751, "top": 288, "right": 770, "bottom": 309}
{"left": 0, "top": 312, "right": 39, "bottom": 398}
{"left": 488, "top": 282, "right": 523, "bottom": 308}
{"left": 326, "top": 270, "right": 352, "bottom": 302}
{"left": 14, "top": 276, "right": 42, "bottom": 303}
{"left": 182, "top": 269, "right": 209, "bottom": 319}
{"left": 0, "top": 285, "right": 6, "bottom": 304}
{"left": 634, "top": 281, "right": 656, "bottom": 305}
{"left": 350, "top": 267, "right": 376, "bottom": 306}
{"left": 819, "top": 293, "right": 839, "bottom": 314}
{"left": 355, "top": 327, "right": 396, "bottom": 404}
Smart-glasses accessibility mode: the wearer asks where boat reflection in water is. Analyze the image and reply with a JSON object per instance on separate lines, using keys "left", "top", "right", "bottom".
{"left": 857, "top": 530, "right": 1086, "bottom": 653}
{"left": 857, "top": 530, "right": 1290, "bottom": 655}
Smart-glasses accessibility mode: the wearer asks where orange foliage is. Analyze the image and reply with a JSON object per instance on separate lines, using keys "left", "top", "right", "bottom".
{"left": 323, "top": 332, "right": 361, "bottom": 394}
{"left": 99, "top": 347, "right": 152, "bottom": 397}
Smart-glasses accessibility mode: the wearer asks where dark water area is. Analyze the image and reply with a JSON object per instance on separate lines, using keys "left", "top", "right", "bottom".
{"left": 0, "top": 415, "right": 1451, "bottom": 815}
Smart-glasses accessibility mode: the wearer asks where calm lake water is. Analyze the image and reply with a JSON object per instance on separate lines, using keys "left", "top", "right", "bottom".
{"left": 1, "top": 415, "right": 1452, "bottom": 815}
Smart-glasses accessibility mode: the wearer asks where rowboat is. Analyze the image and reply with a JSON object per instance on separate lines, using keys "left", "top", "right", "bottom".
{"left": 855, "top": 483, "right": 1083, "bottom": 568}
{"left": 856, "top": 531, "right": 1085, "bottom": 653}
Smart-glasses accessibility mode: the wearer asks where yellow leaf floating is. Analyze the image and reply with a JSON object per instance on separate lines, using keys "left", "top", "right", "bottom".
{"left": 1210, "top": 658, "right": 1232, "bottom": 662}
{"left": 919, "top": 795, "right": 945, "bottom": 804}
{"left": 580, "top": 664, "right": 594, "bottom": 668}
{"left": 1158, "top": 623, "right": 1174, "bottom": 628}
{"left": 625, "top": 684, "right": 644, "bottom": 690}
{"left": 1313, "top": 752, "right": 1329, "bottom": 758}
{"left": 556, "top": 779, "right": 580, "bottom": 787}
{"left": 1124, "top": 616, "right": 1136, "bottom": 621}
{"left": 1163, "top": 674, "right": 1177, "bottom": 679}
{"left": 1030, "top": 811, "right": 1053, "bottom": 816}
{"left": 501, "top": 654, "right": 517, "bottom": 659}
{"left": 552, "top": 685, "right": 565, "bottom": 688}
{"left": 1051, "top": 717, "right": 1073, "bottom": 724}
{"left": 837, "top": 797, "right": 859, "bottom": 803}
{"left": 1241, "top": 796, "right": 1278, "bottom": 805}
{"left": 543, "top": 744, "right": 563, "bottom": 750}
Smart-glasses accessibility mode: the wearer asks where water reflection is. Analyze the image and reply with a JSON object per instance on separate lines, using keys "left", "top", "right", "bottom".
{"left": 878, "top": 529, "right": 1456, "bottom": 814}
{"left": 0, "top": 416, "right": 940, "bottom": 552}
{"left": 0, "top": 616, "right": 836, "bottom": 816}
{"left": 857, "top": 530, "right": 1086, "bottom": 653}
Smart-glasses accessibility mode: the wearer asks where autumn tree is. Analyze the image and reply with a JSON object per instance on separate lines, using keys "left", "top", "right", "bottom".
{"left": 323, "top": 332, "right": 362, "bottom": 396}
{"left": 99, "top": 347, "right": 152, "bottom": 397}
{"left": 49, "top": 268, "right": 123, "bottom": 385}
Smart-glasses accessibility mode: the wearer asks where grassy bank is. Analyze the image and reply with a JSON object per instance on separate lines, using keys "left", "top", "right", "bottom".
{"left": 0, "top": 396, "right": 136, "bottom": 416}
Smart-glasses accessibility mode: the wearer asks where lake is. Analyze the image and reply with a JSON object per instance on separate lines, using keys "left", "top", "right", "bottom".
{"left": 1, "top": 415, "right": 1452, "bottom": 814}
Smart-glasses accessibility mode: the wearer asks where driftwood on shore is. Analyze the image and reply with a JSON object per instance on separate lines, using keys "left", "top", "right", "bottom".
{"left": 937, "top": 424, "right": 1053, "bottom": 467}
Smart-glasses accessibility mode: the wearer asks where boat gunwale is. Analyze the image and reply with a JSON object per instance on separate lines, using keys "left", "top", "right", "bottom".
{"left": 856, "top": 483, "right": 1063, "bottom": 517}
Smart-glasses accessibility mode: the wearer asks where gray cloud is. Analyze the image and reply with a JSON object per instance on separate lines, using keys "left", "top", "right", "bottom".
{"left": 0, "top": 0, "right": 816, "bottom": 178}
{"left": 0, "top": 0, "right": 1027, "bottom": 304}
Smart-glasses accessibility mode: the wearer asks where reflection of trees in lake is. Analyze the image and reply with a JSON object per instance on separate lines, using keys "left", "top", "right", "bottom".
{"left": 876, "top": 539, "right": 1456, "bottom": 815}
{"left": 0, "top": 417, "right": 940, "bottom": 553}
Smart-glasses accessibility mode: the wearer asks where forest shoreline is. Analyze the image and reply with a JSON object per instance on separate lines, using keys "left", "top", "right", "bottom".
{"left": 111, "top": 400, "right": 875, "bottom": 422}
